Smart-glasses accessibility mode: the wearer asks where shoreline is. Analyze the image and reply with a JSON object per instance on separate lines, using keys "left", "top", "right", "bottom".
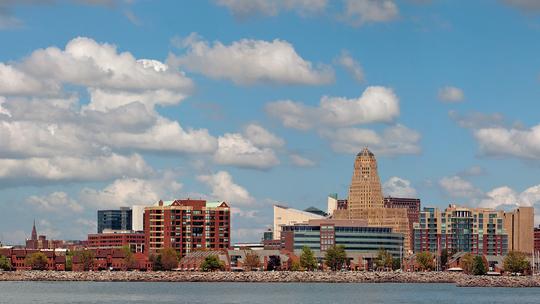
{"left": 1, "top": 271, "right": 540, "bottom": 287}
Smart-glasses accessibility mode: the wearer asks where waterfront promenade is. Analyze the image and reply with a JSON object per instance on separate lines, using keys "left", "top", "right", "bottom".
{"left": 1, "top": 271, "right": 539, "bottom": 287}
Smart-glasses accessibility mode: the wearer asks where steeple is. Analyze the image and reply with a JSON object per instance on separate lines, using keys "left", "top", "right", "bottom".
{"left": 31, "top": 220, "right": 37, "bottom": 241}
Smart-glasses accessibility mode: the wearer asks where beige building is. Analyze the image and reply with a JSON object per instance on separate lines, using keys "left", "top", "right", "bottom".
{"left": 273, "top": 204, "right": 325, "bottom": 240}
{"left": 504, "top": 207, "right": 534, "bottom": 253}
{"left": 332, "top": 148, "right": 411, "bottom": 253}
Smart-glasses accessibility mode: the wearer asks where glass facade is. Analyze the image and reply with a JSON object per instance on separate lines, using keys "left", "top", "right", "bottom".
{"left": 97, "top": 208, "right": 132, "bottom": 233}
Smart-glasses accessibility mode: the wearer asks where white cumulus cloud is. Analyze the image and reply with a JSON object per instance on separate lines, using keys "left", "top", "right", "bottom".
{"left": 197, "top": 171, "right": 254, "bottom": 205}
{"left": 383, "top": 176, "right": 417, "bottom": 197}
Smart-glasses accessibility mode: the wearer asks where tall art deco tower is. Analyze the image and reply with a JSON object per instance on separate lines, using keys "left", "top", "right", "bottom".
{"left": 348, "top": 147, "right": 384, "bottom": 214}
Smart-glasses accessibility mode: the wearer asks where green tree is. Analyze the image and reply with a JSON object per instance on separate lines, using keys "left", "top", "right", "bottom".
{"left": 243, "top": 250, "right": 261, "bottom": 271}
{"left": 74, "top": 250, "right": 95, "bottom": 271}
{"left": 392, "top": 258, "right": 401, "bottom": 271}
{"left": 0, "top": 255, "right": 12, "bottom": 271}
{"left": 416, "top": 252, "right": 434, "bottom": 271}
{"left": 149, "top": 254, "right": 162, "bottom": 271}
{"left": 25, "top": 252, "right": 48, "bottom": 270}
{"left": 299, "top": 246, "right": 318, "bottom": 271}
{"left": 472, "top": 256, "right": 487, "bottom": 275}
{"left": 440, "top": 249, "right": 449, "bottom": 270}
{"left": 460, "top": 253, "right": 475, "bottom": 274}
{"left": 200, "top": 255, "right": 224, "bottom": 272}
{"left": 160, "top": 247, "right": 179, "bottom": 271}
{"left": 503, "top": 251, "right": 530, "bottom": 274}
{"left": 324, "top": 245, "right": 347, "bottom": 271}
{"left": 122, "top": 245, "right": 138, "bottom": 270}
{"left": 374, "top": 249, "right": 393, "bottom": 271}
{"left": 267, "top": 255, "right": 281, "bottom": 271}
{"left": 65, "top": 252, "right": 73, "bottom": 271}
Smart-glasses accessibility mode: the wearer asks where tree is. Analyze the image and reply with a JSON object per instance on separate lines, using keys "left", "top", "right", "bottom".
{"left": 290, "top": 260, "right": 301, "bottom": 271}
{"left": 472, "top": 256, "right": 487, "bottom": 275}
{"left": 324, "top": 245, "right": 347, "bottom": 271}
{"left": 0, "top": 255, "right": 12, "bottom": 271}
{"left": 160, "top": 247, "right": 179, "bottom": 271}
{"left": 149, "top": 254, "right": 162, "bottom": 271}
{"left": 267, "top": 255, "right": 281, "bottom": 271}
{"left": 460, "top": 253, "right": 475, "bottom": 274}
{"left": 200, "top": 255, "right": 224, "bottom": 272}
{"left": 440, "top": 249, "right": 449, "bottom": 270}
{"left": 65, "top": 252, "right": 73, "bottom": 271}
{"left": 74, "top": 250, "right": 95, "bottom": 271}
{"left": 25, "top": 252, "right": 48, "bottom": 270}
{"left": 299, "top": 246, "right": 318, "bottom": 271}
{"left": 374, "top": 249, "right": 393, "bottom": 271}
{"left": 243, "top": 251, "right": 261, "bottom": 271}
{"left": 503, "top": 251, "right": 530, "bottom": 274}
{"left": 392, "top": 258, "right": 401, "bottom": 271}
{"left": 416, "top": 252, "right": 434, "bottom": 271}
{"left": 122, "top": 245, "right": 138, "bottom": 270}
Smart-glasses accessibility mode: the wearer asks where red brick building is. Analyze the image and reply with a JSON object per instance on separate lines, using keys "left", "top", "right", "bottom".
{"left": 87, "top": 232, "right": 145, "bottom": 253}
{"left": 144, "top": 199, "right": 231, "bottom": 257}
{"left": 72, "top": 248, "right": 152, "bottom": 271}
{"left": 535, "top": 226, "right": 540, "bottom": 254}
{"left": 0, "top": 248, "right": 66, "bottom": 271}
{"left": 384, "top": 196, "right": 421, "bottom": 248}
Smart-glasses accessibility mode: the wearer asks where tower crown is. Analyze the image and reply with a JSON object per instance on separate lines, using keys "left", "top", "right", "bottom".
{"left": 357, "top": 147, "right": 374, "bottom": 158}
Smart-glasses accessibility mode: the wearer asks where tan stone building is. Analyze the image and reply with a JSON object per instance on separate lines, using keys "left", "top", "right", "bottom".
{"left": 273, "top": 205, "right": 325, "bottom": 240}
{"left": 504, "top": 207, "right": 534, "bottom": 253}
{"left": 333, "top": 148, "right": 411, "bottom": 253}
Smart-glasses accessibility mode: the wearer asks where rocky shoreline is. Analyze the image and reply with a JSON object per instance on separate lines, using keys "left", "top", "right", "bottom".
{"left": 1, "top": 271, "right": 540, "bottom": 287}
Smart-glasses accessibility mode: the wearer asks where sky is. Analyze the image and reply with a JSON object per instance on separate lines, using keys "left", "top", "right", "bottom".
{"left": 2, "top": 0, "right": 540, "bottom": 245}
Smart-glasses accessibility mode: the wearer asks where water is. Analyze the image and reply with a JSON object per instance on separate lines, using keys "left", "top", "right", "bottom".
{"left": 1, "top": 282, "right": 540, "bottom": 304}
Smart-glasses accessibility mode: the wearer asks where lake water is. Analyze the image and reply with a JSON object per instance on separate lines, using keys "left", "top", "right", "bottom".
{"left": 1, "top": 282, "right": 540, "bottom": 304}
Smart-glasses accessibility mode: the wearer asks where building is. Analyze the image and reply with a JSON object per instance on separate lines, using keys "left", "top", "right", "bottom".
{"left": 535, "top": 226, "right": 540, "bottom": 255}
{"left": 179, "top": 250, "right": 230, "bottom": 271}
{"left": 0, "top": 247, "right": 67, "bottom": 271}
{"left": 273, "top": 204, "right": 325, "bottom": 240}
{"left": 332, "top": 148, "right": 411, "bottom": 252}
{"left": 384, "top": 196, "right": 421, "bottom": 249}
{"left": 132, "top": 205, "right": 146, "bottom": 232}
{"left": 25, "top": 221, "right": 64, "bottom": 250}
{"left": 280, "top": 219, "right": 404, "bottom": 259}
{"left": 97, "top": 207, "right": 132, "bottom": 233}
{"left": 504, "top": 207, "right": 534, "bottom": 254}
{"left": 87, "top": 231, "right": 146, "bottom": 253}
{"left": 72, "top": 248, "right": 152, "bottom": 271}
{"left": 144, "top": 199, "right": 231, "bottom": 257}
{"left": 414, "top": 205, "right": 509, "bottom": 256}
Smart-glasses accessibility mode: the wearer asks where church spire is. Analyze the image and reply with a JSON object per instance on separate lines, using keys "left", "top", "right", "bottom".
{"left": 31, "top": 220, "right": 37, "bottom": 241}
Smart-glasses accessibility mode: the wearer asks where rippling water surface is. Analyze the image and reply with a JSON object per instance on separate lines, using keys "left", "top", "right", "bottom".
{"left": 1, "top": 282, "right": 540, "bottom": 304}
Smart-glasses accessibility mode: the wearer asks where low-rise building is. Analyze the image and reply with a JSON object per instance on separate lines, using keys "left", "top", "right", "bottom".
{"left": 87, "top": 231, "right": 145, "bottom": 253}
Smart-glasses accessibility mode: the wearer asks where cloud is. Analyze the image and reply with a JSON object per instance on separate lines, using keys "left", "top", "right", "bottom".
{"left": 197, "top": 171, "right": 254, "bottom": 205}
{"left": 321, "top": 124, "right": 421, "bottom": 156}
{"left": 266, "top": 86, "right": 400, "bottom": 130}
{"left": 214, "top": 0, "right": 328, "bottom": 18}
{"left": 168, "top": 33, "right": 334, "bottom": 85}
{"left": 457, "top": 165, "right": 486, "bottom": 177}
{"left": 336, "top": 50, "right": 365, "bottom": 83}
{"left": 473, "top": 124, "right": 540, "bottom": 160}
{"left": 438, "top": 175, "right": 483, "bottom": 199}
{"left": 343, "top": 0, "right": 399, "bottom": 26}
{"left": 449, "top": 110, "right": 505, "bottom": 129}
{"left": 383, "top": 176, "right": 417, "bottom": 197}
{"left": 438, "top": 86, "right": 464, "bottom": 103}
{"left": 79, "top": 171, "right": 183, "bottom": 209}
{"left": 289, "top": 154, "right": 316, "bottom": 167}
{"left": 214, "top": 133, "right": 280, "bottom": 170}
{"left": 243, "top": 124, "right": 285, "bottom": 148}
{"left": 26, "top": 192, "right": 83, "bottom": 213}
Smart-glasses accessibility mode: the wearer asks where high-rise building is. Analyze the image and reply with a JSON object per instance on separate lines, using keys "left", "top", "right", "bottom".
{"left": 384, "top": 196, "right": 421, "bottom": 249}
{"left": 414, "top": 205, "right": 508, "bottom": 256}
{"left": 504, "top": 207, "right": 534, "bottom": 253}
{"left": 273, "top": 204, "right": 325, "bottom": 240}
{"left": 534, "top": 226, "right": 540, "bottom": 255}
{"left": 131, "top": 205, "right": 146, "bottom": 232}
{"left": 144, "top": 199, "right": 230, "bottom": 257}
{"left": 332, "top": 148, "right": 411, "bottom": 252}
{"left": 97, "top": 207, "right": 132, "bottom": 233}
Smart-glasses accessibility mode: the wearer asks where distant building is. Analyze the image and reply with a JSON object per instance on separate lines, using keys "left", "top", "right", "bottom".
{"left": 280, "top": 218, "right": 403, "bottom": 258}
{"left": 504, "top": 207, "right": 534, "bottom": 253}
{"left": 332, "top": 148, "right": 411, "bottom": 253}
{"left": 131, "top": 205, "right": 146, "bottom": 232}
{"left": 273, "top": 205, "right": 325, "bottom": 240}
{"left": 535, "top": 226, "right": 540, "bottom": 255}
{"left": 87, "top": 231, "right": 146, "bottom": 253}
{"left": 144, "top": 199, "right": 230, "bottom": 257}
{"left": 97, "top": 207, "right": 132, "bottom": 233}
{"left": 384, "top": 196, "right": 421, "bottom": 250}
{"left": 414, "top": 205, "right": 509, "bottom": 255}
{"left": 232, "top": 242, "right": 264, "bottom": 251}
{"left": 25, "top": 221, "right": 64, "bottom": 250}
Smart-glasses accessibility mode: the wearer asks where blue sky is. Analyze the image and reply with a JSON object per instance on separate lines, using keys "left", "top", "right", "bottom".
{"left": 1, "top": 0, "right": 540, "bottom": 244}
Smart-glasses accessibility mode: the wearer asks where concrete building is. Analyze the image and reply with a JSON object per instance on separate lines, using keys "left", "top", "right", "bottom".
{"left": 414, "top": 205, "right": 509, "bottom": 256}
{"left": 273, "top": 204, "right": 325, "bottom": 240}
{"left": 87, "top": 231, "right": 146, "bottom": 253}
{"left": 97, "top": 207, "right": 132, "bottom": 233}
{"left": 384, "top": 196, "right": 421, "bottom": 250}
{"left": 132, "top": 205, "right": 146, "bottom": 232}
{"left": 144, "top": 199, "right": 230, "bottom": 257}
{"left": 504, "top": 207, "right": 534, "bottom": 254}
{"left": 332, "top": 148, "right": 411, "bottom": 252}
{"left": 280, "top": 219, "right": 404, "bottom": 258}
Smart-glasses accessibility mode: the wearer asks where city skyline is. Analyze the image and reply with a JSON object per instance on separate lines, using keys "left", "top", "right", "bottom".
{"left": 2, "top": 1, "right": 540, "bottom": 245}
